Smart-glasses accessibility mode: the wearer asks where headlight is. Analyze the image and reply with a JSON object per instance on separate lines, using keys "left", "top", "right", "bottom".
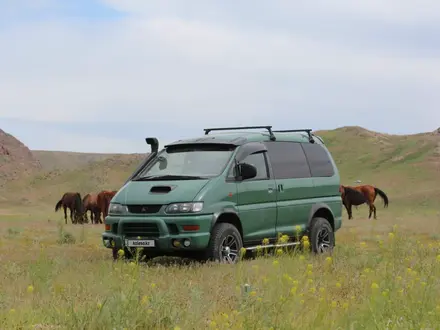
{"left": 108, "top": 203, "right": 128, "bottom": 215}
{"left": 165, "top": 202, "right": 203, "bottom": 214}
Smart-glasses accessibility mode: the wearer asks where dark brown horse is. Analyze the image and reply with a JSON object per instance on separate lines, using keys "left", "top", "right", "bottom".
{"left": 55, "top": 192, "right": 85, "bottom": 224}
{"left": 96, "top": 190, "right": 117, "bottom": 223}
{"left": 82, "top": 193, "right": 100, "bottom": 224}
{"left": 339, "top": 184, "right": 389, "bottom": 219}
{"left": 339, "top": 185, "right": 368, "bottom": 219}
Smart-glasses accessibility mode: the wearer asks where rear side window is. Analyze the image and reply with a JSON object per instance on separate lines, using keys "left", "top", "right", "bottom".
{"left": 264, "top": 141, "right": 311, "bottom": 179}
{"left": 301, "top": 143, "right": 335, "bottom": 177}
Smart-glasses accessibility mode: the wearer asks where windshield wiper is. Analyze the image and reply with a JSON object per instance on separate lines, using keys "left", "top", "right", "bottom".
{"left": 132, "top": 175, "right": 207, "bottom": 181}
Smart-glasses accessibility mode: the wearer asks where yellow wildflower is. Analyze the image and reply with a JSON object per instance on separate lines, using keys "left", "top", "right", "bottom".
{"left": 325, "top": 256, "right": 332, "bottom": 263}
{"left": 257, "top": 297, "right": 262, "bottom": 302}
{"left": 276, "top": 248, "right": 283, "bottom": 256}
{"left": 300, "top": 300, "right": 305, "bottom": 304}
{"left": 273, "top": 260, "right": 279, "bottom": 266}
{"left": 342, "top": 302, "right": 349, "bottom": 310}
{"left": 141, "top": 295, "right": 149, "bottom": 305}
{"left": 118, "top": 249, "right": 125, "bottom": 257}
{"left": 388, "top": 232, "right": 395, "bottom": 240}
{"left": 279, "top": 234, "right": 289, "bottom": 243}
{"left": 307, "top": 264, "right": 313, "bottom": 271}
{"left": 97, "top": 302, "right": 102, "bottom": 310}
{"left": 360, "top": 242, "right": 367, "bottom": 248}
{"left": 209, "top": 321, "right": 217, "bottom": 328}
{"left": 174, "top": 327, "right": 181, "bottom": 330}
{"left": 436, "top": 255, "right": 440, "bottom": 262}
{"left": 396, "top": 276, "right": 402, "bottom": 281}
{"left": 371, "top": 282, "right": 379, "bottom": 290}
{"left": 27, "top": 285, "right": 34, "bottom": 294}
{"left": 249, "top": 291, "right": 257, "bottom": 297}
{"left": 9, "top": 309, "right": 15, "bottom": 314}
{"left": 303, "top": 240, "right": 310, "bottom": 249}
{"left": 309, "top": 287, "right": 316, "bottom": 294}
{"left": 295, "top": 225, "right": 301, "bottom": 233}
{"left": 151, "top": 283, "right": 156, "bottom": 289}
{"left": 262, "top": 238, "right": 269, "bottom": 245}
{"left": 331, "top": 301, "right": 337, "bottom": 308}
{"left": 319, "top": 287, "right": 325, "bottom": 294}
{"left": 299, "top": 255, "right": 305, "bottom": 261}
{"left": 335, "top": 282, "right": 341, "bottom": 288}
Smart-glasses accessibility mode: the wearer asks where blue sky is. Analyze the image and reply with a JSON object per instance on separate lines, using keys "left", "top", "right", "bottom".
{"left": 1, "top": 0, "right": 439, "bottom": 153}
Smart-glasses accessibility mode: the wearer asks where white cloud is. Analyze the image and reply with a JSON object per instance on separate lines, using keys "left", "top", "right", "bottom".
{"left": 0, "top": 0, "right": 439, "bottom": 142}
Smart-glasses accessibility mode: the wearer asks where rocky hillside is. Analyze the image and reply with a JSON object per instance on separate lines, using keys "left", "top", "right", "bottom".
{"left": 0, "top": 129, "right": 41, "bottom": 188}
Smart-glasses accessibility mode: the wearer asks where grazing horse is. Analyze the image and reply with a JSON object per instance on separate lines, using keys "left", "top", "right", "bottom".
{"left": 339, "top": 186, "right": 368, "bottom": 220}
{"left": 82, "top": 193, "right": 100, "bottom": 224}
{"left": 339, "top": 184, "right": 389, "bottom": 219}
{"left": 96, "top": 190, "right": 117, "bottom": 223}
{"left": 55, "top": 192, "right": 85, "bottom": 224}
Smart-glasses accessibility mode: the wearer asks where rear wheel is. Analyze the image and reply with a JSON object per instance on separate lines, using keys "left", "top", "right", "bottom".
{"left": 309, "top": 217, "right": 335, "bottom": 254}
{"left": 207, "top": 223, "right": 243, "bottom": 264}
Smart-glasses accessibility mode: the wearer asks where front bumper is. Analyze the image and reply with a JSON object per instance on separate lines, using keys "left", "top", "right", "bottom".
{"left": 101, "top": 214, "right": 212, "bottom": 252}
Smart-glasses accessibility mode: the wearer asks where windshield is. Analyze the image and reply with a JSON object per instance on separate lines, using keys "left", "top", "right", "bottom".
{"left": 134, "top": 144, "right": 235, "bottom": 180}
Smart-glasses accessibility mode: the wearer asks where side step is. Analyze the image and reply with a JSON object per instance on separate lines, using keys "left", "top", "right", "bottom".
{"left": 245, "top": 241, "right": 301, "bottom": 251}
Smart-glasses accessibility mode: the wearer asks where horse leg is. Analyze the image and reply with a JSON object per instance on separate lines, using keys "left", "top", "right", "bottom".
{"left": 348, "top": 203, "right": 353, "bottom": 220}
{"left": 63, "top": 205, "right": 67, "bottom": 224}
{"left": 69, "top": 207, "right": 75, "bottom": 224}
{"left": 373, "top": 203, "right": 377, "bottom": 219}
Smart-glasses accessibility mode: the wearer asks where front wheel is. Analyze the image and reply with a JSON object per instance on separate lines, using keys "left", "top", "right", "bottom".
{"left": 207, "top": 223, "right": 243, "bottom": 264}
{"left": 309, "top": 217, "right": 335, "bottom": 254}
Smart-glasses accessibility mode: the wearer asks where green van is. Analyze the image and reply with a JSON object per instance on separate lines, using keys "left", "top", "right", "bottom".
{"left": 102, "top": 126, "right": 342, "bottom": 263}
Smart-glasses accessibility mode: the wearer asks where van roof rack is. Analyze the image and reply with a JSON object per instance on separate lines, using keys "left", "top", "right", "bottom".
{"left": 272, "top": 129, "right": 315, "bottom": 143}
{"left": 203, "top": 126, "right": 276, "bottom": 141}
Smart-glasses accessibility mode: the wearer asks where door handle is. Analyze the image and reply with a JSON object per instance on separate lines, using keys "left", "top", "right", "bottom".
{"left": 277, "top": 184, "right": 284, "bottom": 192}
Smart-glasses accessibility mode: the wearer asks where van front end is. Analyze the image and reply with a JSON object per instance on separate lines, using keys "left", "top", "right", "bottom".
{"left": 102, "top": 203, "right": 214, "bottom": 257}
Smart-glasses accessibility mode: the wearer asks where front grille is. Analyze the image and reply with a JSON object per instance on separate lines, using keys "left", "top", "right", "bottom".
{"left": 122, "top": 222, "right": 160, "bottom": 237}
{"left": 127, "top": 204, "right": 162, "bottom": 214}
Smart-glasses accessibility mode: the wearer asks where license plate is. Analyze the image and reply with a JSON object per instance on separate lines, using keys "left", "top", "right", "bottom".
{"left": 125, "top": 239, "right": 155, "bottom": 247}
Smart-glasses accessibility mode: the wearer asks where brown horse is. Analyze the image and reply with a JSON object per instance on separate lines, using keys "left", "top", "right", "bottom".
{"left": 339, "top": 184, "right": 389, "bottom": 219}
{"left": 96, "top": 190, "right": 117, "bottom": 223}
{"left": 339, "top": 185, "right": 368, "bottom": 220}
{"left": 82, "top": 193, "right": 100, "bottom": 224}
{"left": 55, "top": 192, "right": 85, "bottom": 224}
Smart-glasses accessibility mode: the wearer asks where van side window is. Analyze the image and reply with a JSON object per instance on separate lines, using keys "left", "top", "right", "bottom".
{"left": 241, "top": 152, "right": 269, "bottom": 180}
{"left": 264, "top": 142, "right": 311, "bottom": 179}
{"left": 301, "top": 143, "right": 335, "bottom": 177}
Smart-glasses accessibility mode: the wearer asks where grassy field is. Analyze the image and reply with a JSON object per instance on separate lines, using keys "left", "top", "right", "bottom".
{"left": 1, "top": 126, "right": 440, "bottom": 329}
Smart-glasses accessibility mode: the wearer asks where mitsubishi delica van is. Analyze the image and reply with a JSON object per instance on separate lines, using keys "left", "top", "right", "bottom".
{"left": 102, "top": 126, "right": 342, "bottom": 263}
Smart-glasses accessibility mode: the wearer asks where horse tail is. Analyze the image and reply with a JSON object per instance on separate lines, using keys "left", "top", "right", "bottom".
{"left": 74, "top": 193, "right": 83, "bottom": 213}
{"left": 374, "top": 187, "right": 389, "bottom": 208}
{"left": 55, "top": 199, "right": 63, "bottom": 212}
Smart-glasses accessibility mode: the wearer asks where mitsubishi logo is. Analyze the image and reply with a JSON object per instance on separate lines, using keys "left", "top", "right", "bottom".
{"left": 141, "top": 206, "right": 148, "bottom": 213}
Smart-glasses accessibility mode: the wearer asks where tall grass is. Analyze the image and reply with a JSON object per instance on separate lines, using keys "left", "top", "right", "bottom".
{"left": 1, "top": 225, "right": 440, "bottom": 329}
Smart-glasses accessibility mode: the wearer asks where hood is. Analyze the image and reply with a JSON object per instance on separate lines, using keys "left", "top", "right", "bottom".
{"left": 114, "top": 179, "right": 211, "bottom": 205}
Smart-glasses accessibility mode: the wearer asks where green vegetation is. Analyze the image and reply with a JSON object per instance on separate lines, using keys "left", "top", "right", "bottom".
{"left": 1, "top": 126, "right": 440, "bottom": 329}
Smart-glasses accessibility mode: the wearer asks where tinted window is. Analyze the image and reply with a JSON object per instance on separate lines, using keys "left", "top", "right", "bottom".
{"left": 301, "top": 143, "right": 335, "bottom": 177}
{"left": 264, "top": 142, "right": 311, "bottom": 179}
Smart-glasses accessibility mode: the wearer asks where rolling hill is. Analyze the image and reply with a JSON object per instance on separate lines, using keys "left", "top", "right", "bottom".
{"left": 1, "top": 126, "right": 439, "bottom": 211}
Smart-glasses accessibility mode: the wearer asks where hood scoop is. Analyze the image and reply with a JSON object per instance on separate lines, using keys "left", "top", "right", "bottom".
{"left": 150, "top": 185, "right": 173, "bottom": 194}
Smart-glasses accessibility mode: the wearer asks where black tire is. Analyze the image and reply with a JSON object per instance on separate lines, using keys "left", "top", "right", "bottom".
{"left": 309, "top": 217, "right": 335, "bottom": 254}
{"left": 206, "top": 223, "right": 243, "bottom": 264}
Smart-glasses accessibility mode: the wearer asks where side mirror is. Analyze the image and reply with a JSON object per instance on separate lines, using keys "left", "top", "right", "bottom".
{"left": 237, "top": 162, "right": 257, "bottom": 181}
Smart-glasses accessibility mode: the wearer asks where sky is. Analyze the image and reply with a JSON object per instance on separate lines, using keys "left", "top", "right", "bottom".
{"left": 0, "top": 0, "right": 439, "bottom": 153}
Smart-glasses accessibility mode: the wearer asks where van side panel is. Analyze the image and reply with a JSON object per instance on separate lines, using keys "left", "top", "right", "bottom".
{"left": 301, "top": 142, "right": 342, "bottom": 230}
{"left": 264, "top": 141, "right": 316, "bottom": 237}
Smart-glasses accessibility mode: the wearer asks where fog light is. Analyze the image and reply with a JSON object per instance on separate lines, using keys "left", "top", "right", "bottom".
{"left": 172, "top": 239, "right": 181, "bottom": 247}
{"left": 183, "top": 239, "right": 191, "bottom": 247}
